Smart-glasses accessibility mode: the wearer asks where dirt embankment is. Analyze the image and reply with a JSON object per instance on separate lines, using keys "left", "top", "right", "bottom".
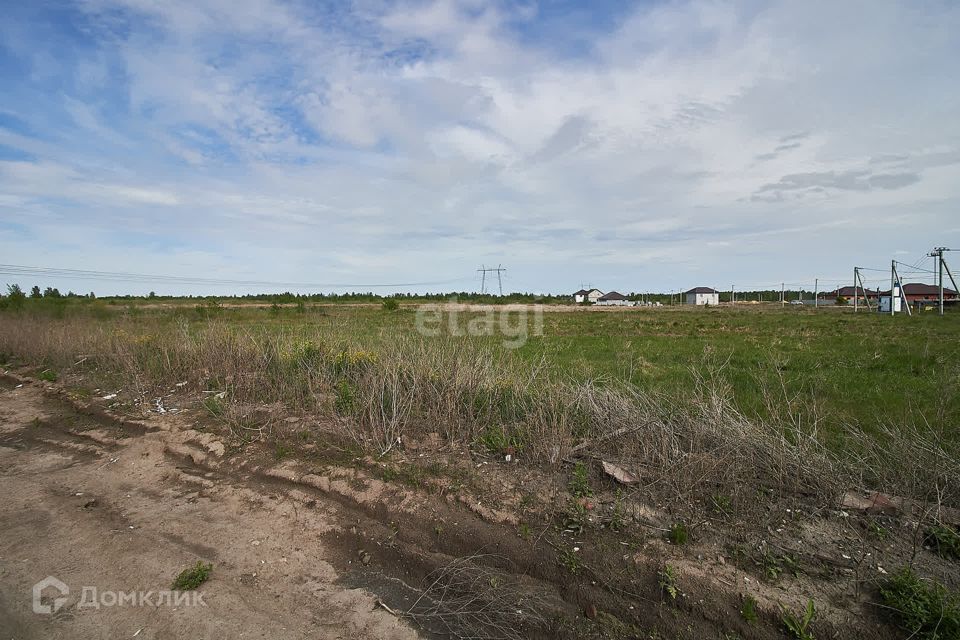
{"left": 0, "top": 371, "right": 944, "bottom": 639}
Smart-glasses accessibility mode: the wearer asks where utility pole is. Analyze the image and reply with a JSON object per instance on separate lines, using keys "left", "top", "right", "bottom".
{"left": 929, "top": 247, "right": 950, "bottom": 316}
{"left": 731, "top": 285, "right": 735, "bottom": 305}
{"left": 890, "top": 260, "right": 895, "bottom": 317}
{"left": 814, "top": 278, "right": 819, "bottom": 309}
{"left": 934, "top": 248, "right": 959, "bottom": 314}
{"left": 853, "top": 267, "right": 858, "bottom": 313}
{"left": 477, "top": 264, "right": 507, "bottom": 296}
{"left": 939, "top": 249, "right": 944, "bottom": 316}
{"left": 781, "top": 282, "right": 785, "bottom": 307}
{"left": 891, "top": 261, "right": 912, "bottom": 316}
{"left": 857, "top": 268, "right": 872, "bottom": 312}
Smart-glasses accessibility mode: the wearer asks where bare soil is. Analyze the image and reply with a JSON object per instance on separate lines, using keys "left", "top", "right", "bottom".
{"left": 0, "top": 371, "right": 948, "bottom": 639}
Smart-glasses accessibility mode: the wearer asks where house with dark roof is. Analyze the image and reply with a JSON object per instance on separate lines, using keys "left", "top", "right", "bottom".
{"left": 879, "top": 283, "right": 959, "bottom": 304}
{"left": 819, "top": 285, "right": 881, "bottom": 304}
{"left": 596, "top": 291, "right": 632, "bottom": 306}
{"left": 685, "top": 287, "right": 719, "bottom": 306}
{"left": 822, "top": 285, "right": 880, "bottom": 299}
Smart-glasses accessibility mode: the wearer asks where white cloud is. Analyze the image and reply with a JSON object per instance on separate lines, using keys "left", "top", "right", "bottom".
{"left": 0, "top": 0, "right": 958, "bottom": 295}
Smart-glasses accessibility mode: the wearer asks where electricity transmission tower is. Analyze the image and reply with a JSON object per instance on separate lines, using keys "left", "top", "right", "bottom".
{"left": 477, "top": 264, "right": 507, "bottom": 296}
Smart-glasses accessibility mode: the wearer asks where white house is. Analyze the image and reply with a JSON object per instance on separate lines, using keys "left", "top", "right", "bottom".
{"left": 685, "top": 287, "right": 720, "bottom": 306}
{"left": 573, "top": 288, "right": 604, "bottom": 304}
{"left": 596, "top": 291, "right": 632, "bottom": 306}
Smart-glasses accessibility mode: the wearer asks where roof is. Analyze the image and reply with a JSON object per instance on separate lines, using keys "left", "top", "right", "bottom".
{"left": 823, "top": 286, "right": 880, "bottom": 297}
{"left": 685, "top": 287, "right": 718, "bottom": 295}
{"left": 879, "top": 282, "right": 959, "bottom": 296}
{"left": 902, "top": 283, "right": 958, "bottom": 295}
{"left": 599, "top": 291, "right": 628, "bottom": 301}
{"left": 573, "top": 289, "right": 590, "bottom": 296}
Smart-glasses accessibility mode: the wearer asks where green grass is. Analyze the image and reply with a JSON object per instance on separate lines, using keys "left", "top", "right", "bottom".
{"left": 925, "top": 525, "right": 960, "bottom": 560}
{"left": 3, "top": 301, "right": 959, "bottom": 445}
{"left": 880, "top": 568, "right": 960, "bottom": 639}
{"left": 171, "top": 561, "right": 213, "bottom": 590}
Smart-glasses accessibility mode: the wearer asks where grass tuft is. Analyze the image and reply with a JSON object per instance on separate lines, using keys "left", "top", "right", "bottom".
{"left": 879, "top": 567, "right": 960, "bottom": 639}
{"left": 172, "top": 561, "right": 213, "bottom": 591}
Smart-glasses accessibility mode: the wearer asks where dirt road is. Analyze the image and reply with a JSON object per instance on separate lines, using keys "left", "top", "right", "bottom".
{"left": 0, "top": 379, "right": 418, "bottom": 639}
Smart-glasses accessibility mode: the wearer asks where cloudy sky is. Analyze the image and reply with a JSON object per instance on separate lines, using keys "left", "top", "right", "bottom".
{"left": 1, "top": 0, "right": 958, "bottom": 296}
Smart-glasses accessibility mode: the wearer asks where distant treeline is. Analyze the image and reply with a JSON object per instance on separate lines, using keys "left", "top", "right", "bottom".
{"left": 1, "top": 284, "right": 827, "bottom": 308}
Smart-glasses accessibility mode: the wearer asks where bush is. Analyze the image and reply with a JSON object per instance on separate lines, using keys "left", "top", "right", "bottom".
{"left": 5, "top": 285, "right": 26, "bottom": 311}
{"left": 880, "top": 568, "right": 960, "bottom": 639}
{"left": 667, "top": 522, "right": 689, "bottom": 545}
{"left": 925, "top": 524, "right": 960, "bottom": 560}
{"left": 172, "top": 561, "right": 213, "bottom": 590}
{"left": 382, "top": 298, "right": 399, "bottom": 311}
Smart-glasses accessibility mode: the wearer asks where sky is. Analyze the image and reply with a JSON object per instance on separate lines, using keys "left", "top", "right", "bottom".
{"left": 1, "top": 0, "right": 959, "bottom": 296}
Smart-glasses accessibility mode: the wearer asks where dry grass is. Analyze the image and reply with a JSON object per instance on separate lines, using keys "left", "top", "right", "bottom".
{"left": 1, "top": 312, "right": 956, "bottom": 513}
{"left": 406, "top": 554, "right": 553, "bottom": 640}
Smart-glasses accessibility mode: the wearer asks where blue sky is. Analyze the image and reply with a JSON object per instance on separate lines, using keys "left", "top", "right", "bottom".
{"left": 1, "top": 0, "right": 959, "bottom": 296}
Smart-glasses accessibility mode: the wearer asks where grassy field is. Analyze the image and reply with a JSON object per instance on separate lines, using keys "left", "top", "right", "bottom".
{"left": 3, "top": 299, "right": 957, "bottom": 445}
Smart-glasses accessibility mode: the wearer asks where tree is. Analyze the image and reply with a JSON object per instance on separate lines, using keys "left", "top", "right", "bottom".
{"left": 30, "top": 285, "right": 42, "bottom": 298}
{"left": 6, "top": 284, "right": 26, "bottom": 310}
{"left": 43, "top": 287, "right": 61, "bottom": 298}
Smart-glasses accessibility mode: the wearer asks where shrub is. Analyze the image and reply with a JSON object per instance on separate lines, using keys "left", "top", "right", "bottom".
{"left": 667, "top": 522, "right": 689, "bottom": 546}
{"left": 741, "top": 595, "right": 758, "bottom": 623}
{"left": 781, "top": 599, "right": 816, "bottom": 640}
{"left": 382, "top": 298, "right": 399, "bottom": 311}
{"left": 925, "top": 524, "right": 960, "bottom": 560}
{"left": 880, "top": 568, "right": 960, "bottom": 639}
{"left": 172, "top": 561, "right": 213, "bottom": 590}
{"left": 569, "top": 461, "right": 592, "bottom": 498}
{"left": 658, "top": 564, "right": 680, "bottom": 601}
{"left": 5, "top": 285, "right": 25, "bottom": 311}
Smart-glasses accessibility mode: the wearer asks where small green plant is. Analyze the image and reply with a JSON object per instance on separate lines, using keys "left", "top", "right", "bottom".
{"left": 38, "top": 369, "right": 57, "bottom": 382}
{"left": 518, "top": 523, "right": 531, "bottom": 540}
{"left": 867, "top": 519, "right": 888, "bottom": 540}
{"left": 569, "top": 461, "right": 592, "bottom": 498}
{"left": 712, "top": 494, "right": 733, "bottom": 517}
{"left": 780, "top": 599, "right": 815, "bottom": 640}
{"left": 558, "top": 548, "right": 582, "bottom": 574}
{"left": 606, "top": 489, "right": 626, "bottom": 531}
{"left": 274, "top": 441, "right": 291, "bottom": 460}
{"left": 740, "top": 595, "right": 758, "bottom": 623}
{"left": 478, "top": 425, "right": 523, "bottom": 455}
{"left": 382, "top": 298, "right": 399, "bottom": 311}
{"left": 172, "top": 561, "right": 213, "bottom": 590}
{"left": 880, "top": 567, "right": 960, "bottom": 639}
{"left": 658, "top": 564, "right": 680, "bottom": 601}
{"left": 334, "top": 380, "right": 356, "bottom": 414}
{"left": 562, "top": 499, "right": 589, "bottom": 534}
{"left": 667, "top": 522, "right": 689, "bottom": 546}
{"left": 202, "top": 395, "right": 226, "bottom": 417}
{"left": 925, "top": 524, "right": 960, "bottom": 560}
{"left": 758, "top": 549, "right": 798, "bottom": 582}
